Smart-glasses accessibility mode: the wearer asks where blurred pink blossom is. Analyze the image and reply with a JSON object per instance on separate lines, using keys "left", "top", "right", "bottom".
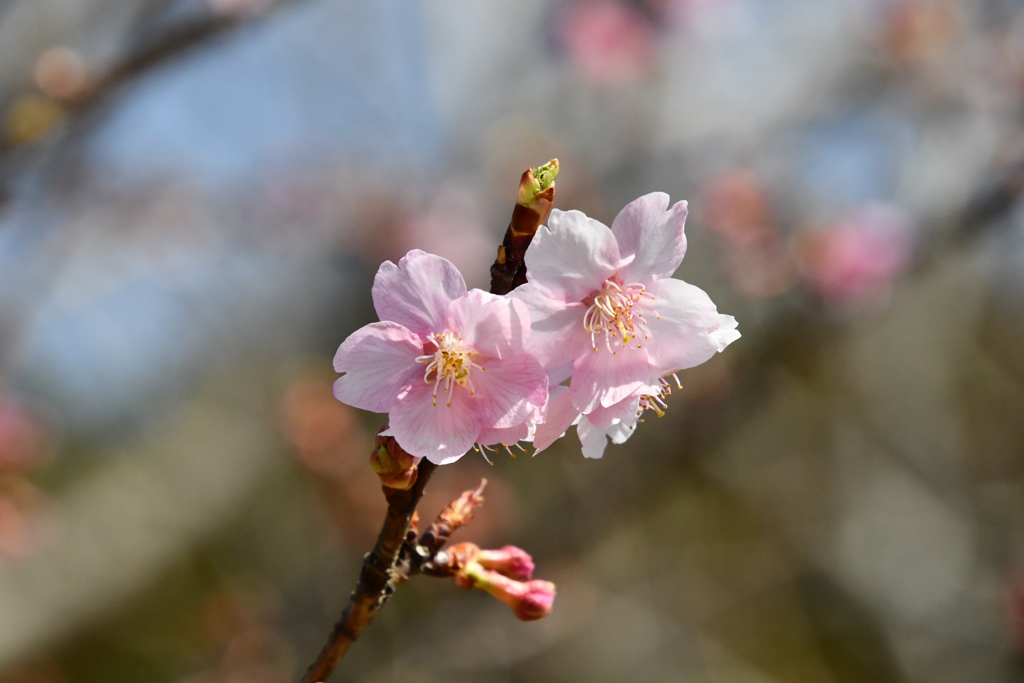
{"left": 557, "top": 1, "right": 656, "bottom": 86}
{"left": 0, "top": 396, "right": 47, "bottom": 474}
{"left": 798, "top": 205, "right": 914, "bottom": 305}
{"left": 476, "top": 545, "right": 536, "bottom": 581}
{"left": 700, "top": 171, "right": 797, "bottom": 298}
{"left": 396, "top": 186, "right": 493, "bottom": 290}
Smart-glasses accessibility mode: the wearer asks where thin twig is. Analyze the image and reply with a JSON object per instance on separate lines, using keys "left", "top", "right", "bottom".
{"left": 300, "top": 460, "right": 437, "bottom": 683}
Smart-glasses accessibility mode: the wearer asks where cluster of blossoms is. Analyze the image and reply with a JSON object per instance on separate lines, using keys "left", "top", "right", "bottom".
{"left": 333, "top": 192, "right": 740, "bottom": 464}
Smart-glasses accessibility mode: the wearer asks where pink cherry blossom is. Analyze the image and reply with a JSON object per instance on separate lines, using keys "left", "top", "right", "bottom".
{"left": 798, "top": 204, "right": 913, "bottom": 305}
{"left": 513, "top": 193, "right": 739, "bottom": 419}
{"left": 333, "top": 250, "right": 548, "bottom": 465}
{"left": 556, "top": 0, "right": 656, "bottom": 87}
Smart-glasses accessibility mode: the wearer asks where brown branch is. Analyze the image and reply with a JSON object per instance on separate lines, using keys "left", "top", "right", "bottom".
{"left": 409, "top": 478, "right": 486, "bottom": 573}
{"left": 300, "top": 459, "right": 437, "bottom": 683}
{"left": 489, "top": 159, "right": 559, "bottom": 295}
{"left": 300, "top": 160, "right": 557, "bottom": 682}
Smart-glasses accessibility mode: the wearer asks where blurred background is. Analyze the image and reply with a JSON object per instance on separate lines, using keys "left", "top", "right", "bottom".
{"left": 1, "top": 0, "right": 1024, "bottom": 681}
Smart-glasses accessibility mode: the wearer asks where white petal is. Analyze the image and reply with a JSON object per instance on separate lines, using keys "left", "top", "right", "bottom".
{"left": 711, "top": 314, "right": 741, "bottom": 351}
{"left": 577, "top": 419, "right": 609, "bottom": 459}
{"left": 585, "top": 392, "right": 641, "bottom": 430}
{"left": 524, "top": 209, "right": 623, "bottom": 302}
{"left": 606, "top": 421, "right": 635, "bottom": 445}
{"left": 510, "top": 283, "right": 589, "bottom": 370}
{"left": 641, "top": 278, "right": 729, "bottom": 375}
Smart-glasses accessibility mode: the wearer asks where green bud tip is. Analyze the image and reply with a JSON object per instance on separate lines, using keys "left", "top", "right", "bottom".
{"left": 532, "top": 158, "right": 559, "bottom": 191}
{"left": 518, "top": 158, "right": 559, "bottom": 206}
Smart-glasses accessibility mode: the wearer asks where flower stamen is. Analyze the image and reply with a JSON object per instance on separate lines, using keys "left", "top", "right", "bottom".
{"left": 636, "top": 377, "right": 677, "bottom": 421}
{"left": 582, "top": 280, "right": 650, "bottom": 353}
{"left": 416, "top": 330, "right": 485, "bottom": 407}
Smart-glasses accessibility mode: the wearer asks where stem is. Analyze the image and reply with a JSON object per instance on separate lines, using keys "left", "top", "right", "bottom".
{"left": 302, "top": 159, "right": 555, "bottom": 681}
{"left": 300, "top": 460, "right": 437, "bottom": 683}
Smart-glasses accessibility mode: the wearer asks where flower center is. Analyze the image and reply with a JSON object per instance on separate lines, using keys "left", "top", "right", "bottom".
{"left": 415, "top": 330, "right": 485, "bottom": 407}
{"left": 582, "top": 279, "right": 651, "bottom": 352}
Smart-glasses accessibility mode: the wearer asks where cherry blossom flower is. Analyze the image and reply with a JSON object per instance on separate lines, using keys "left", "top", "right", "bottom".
{"left": 513, "top": 193, "right": 739, "bottom": 420}
{"left": 333, "top": 250, "right": 548, "bottom": 465}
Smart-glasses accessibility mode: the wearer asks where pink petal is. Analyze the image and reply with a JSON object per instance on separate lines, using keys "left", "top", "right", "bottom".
{"left": 471, "top": 353, "right": 548, "bottom": 429}
{"left": 372, "top": 250, "right": 467, "bottom": 336}
{"left": 570, "top": 345, "right": 651, "bottom": 413}
{"left": 612, "top": 193, "right": 688, "bottom": 283}
{"left": 524, "top": 209, "right": 623, "bottom": 302}
{"left": 478, "top": 422, "right": 531, "bottom": 447}
{"left": 332, "top": 321, "right": 423, "bottom": 413}
{"left": 510, "top": 283, "right": 590, "bottom": 370}
{"left": 389, "top": 378, "right": 480, "bottom": 464}
{"left": 533, "top": 386, "right": 580, "bottom": 454}
{"left": 640, "top": 278, "right": 732, "bottom": 374}
{"left": 547, "top": 362, "right": 574, "bottom": 386}
{"left": 447, "top": 290, "right": 529, "bottom": 359}
{"left": 585, "top": 392, "right": 640, "bottom": 430}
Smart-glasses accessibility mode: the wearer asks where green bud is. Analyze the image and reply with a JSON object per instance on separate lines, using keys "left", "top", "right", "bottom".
{"left": 517, "top": 158, "right": 559, "bottom": 207}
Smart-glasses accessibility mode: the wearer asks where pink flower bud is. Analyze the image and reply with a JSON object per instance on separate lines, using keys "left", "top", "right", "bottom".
{"left": 459, "top": 559, "right": 556, "bottom": 621}
{"left": 476, "top": 545, "right": 535, "bottom": 581}
{"left": 506, "top": 580, "right": 557, "bottom": 621}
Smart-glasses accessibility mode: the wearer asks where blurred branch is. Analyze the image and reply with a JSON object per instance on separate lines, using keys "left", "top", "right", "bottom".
{"left": 0, "top": 0, "right": 304, "bottom": 160}
{"left": 73, "top": 4, "right": 288, "bottom": 112}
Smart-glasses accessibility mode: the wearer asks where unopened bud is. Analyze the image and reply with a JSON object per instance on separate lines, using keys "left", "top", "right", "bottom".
{"left": 491, "top": 158, "right": 561, "bottom": 294}
{"left": 476, "top": 545, "right": 535, "bottom": 581}
{"left": 517, "top": 158, "right": 560, "bottom": 208}
{"left": 370, "top": 426, "right": 420, "bottom": 490}
{"left": 460, "top": 560, "right": 556, "bottom": 621}
{"left": 508, "top": 580, "right": 557, "bottom": 621}
{"left": 449, "top": 543, "right": 555, "bottom": 621}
